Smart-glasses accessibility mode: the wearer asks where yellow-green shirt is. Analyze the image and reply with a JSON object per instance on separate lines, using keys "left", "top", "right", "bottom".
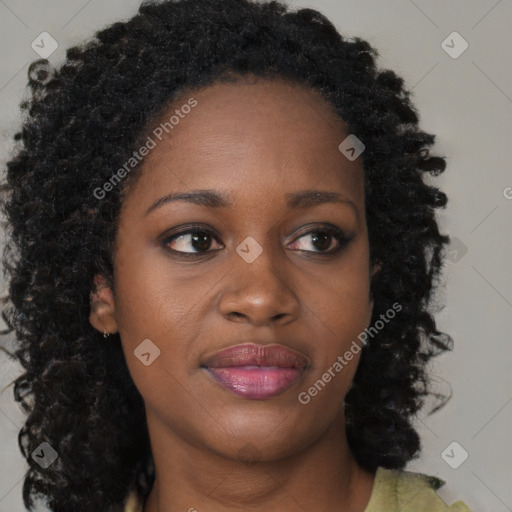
{"left": 122, "top": 466, "right": 473, "bottom": 511}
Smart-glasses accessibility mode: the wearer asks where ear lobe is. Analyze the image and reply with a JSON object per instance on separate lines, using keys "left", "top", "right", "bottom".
{"left": 89, "top": 274, "right": 119, "bottom": 335}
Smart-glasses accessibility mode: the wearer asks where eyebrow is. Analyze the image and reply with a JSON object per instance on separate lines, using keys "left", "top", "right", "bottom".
{"left": 145, "top": 189, "right": 358, "bottom": 216}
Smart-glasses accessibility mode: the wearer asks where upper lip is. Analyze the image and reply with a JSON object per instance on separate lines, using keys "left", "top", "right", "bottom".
{"left": 202, "top": 343, "right": 310, "bottom": 369}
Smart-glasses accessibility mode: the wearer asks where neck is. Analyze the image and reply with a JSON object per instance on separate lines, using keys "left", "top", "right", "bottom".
{"left": 142, "top": 409, "right": 375, "bottom": 512}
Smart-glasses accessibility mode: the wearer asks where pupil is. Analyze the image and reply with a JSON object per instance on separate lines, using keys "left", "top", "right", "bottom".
{"left": 312, "top": 232, "right": 331, "bottom": 251}
{"left": 192, "top": 232, "right": 210, "bottom": 251}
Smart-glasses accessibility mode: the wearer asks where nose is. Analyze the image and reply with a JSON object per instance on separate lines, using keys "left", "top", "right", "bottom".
{"left": 218, "top": 245, "right": 300, "bottom": 326}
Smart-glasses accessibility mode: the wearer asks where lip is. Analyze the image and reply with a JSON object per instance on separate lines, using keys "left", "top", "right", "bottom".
{"left": 202, "top": 343, "right": 310, "bottom": 400}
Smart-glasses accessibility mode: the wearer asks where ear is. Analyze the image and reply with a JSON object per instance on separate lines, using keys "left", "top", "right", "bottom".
{"left": 89, "top": 274, "right": 119, "bottom": 335}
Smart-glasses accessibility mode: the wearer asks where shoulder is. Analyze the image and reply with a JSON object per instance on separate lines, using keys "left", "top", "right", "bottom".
{"left": 364, "top": 466, "right": 473, "bottom": 512}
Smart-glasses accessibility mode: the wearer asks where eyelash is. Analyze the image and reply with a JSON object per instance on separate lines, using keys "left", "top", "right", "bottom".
{"left": 161, "top": 224, "right": 353, "bottom": 259}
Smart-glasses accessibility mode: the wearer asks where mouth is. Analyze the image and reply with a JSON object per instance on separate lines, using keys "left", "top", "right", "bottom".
{"left": 201, "top": 343, "right": 310, "bottom": 400}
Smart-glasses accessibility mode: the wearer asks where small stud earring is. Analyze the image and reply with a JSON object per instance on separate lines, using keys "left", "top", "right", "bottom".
{"left": 103, "top": 330, "right": 110, "bottom": 339}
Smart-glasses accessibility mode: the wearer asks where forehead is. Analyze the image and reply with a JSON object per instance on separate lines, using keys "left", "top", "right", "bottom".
{"left": 148, "top": 76, "right": 346, "bottom": 157}
{"left": 125, "top": 77, "right": 364, "bottom": 209}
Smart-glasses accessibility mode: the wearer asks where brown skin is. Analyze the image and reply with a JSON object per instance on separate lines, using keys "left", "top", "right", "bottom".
{"left": 90, "top": 76, "right": 380, "bottom": 512}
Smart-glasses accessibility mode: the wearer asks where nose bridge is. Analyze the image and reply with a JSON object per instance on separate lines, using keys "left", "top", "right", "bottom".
{"left": 236, "top": 234, "right": 281, "bottom": 287}
{"left": 219, "top": 233, "right": 299, "bottom": 324}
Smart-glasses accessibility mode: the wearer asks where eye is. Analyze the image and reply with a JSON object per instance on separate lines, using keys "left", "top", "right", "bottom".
{"left": 162, "top": 223, "right": 353, "bottom": 258}
{"left": 162, "top": 227, "right": 222, "bottom": 256}
{"left": 288, "top": 224, "right": 353, "bottom": 254}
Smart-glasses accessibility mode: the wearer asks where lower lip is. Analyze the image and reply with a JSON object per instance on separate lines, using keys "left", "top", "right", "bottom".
{"left": 205, "top": 365, "right": 304, "bottom": 399}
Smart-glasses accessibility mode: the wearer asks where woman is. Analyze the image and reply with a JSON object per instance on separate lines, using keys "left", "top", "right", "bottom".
{"left": 0, "top": 0, "right": 472, "bottom": 510}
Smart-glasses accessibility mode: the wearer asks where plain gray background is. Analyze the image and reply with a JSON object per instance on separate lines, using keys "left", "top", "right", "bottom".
{"left": 0, "top": 1, "right": 511, "bottom": 511}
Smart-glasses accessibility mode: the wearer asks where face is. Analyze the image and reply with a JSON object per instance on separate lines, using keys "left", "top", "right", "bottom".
{"left": 91, "top": 76, "right": 377, "bottom": 462}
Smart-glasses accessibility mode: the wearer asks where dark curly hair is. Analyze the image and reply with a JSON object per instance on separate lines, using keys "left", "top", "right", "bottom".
{"left": 0, "top": 0, "right": 454, "bottom": 510}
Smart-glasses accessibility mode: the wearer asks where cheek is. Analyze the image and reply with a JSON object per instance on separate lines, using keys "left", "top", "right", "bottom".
{"left": 302, "top": 244, "right": 372, "bottom": 379}
{"left": 114, "top": 274, "right": 194, "bottom": 357}
{"left": 311, "top": 241, "right": 372, "bottom": 325}
{"left": 113, "top": 241, "right": 202, "bottom": 336}
{"left": 112, "top": 247, "right": 220, "bottom": 391}
{"left": 113, "top": 271, "right": 201, "bottom": 415}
